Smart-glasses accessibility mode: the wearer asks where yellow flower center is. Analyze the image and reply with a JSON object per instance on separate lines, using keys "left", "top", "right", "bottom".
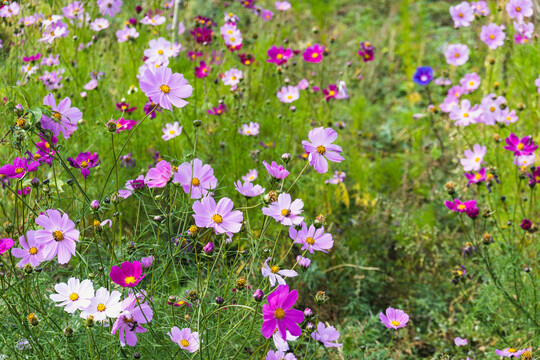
{"left": 53, "top": 230, "right": 64, "bottom": 241}
{"left": 329, "top": 90, "right": 335, "bottom": 96}
{"left": 212, "top": 214, "right": 223, "bottom": 224}
{"left": 454, "top": 53, "right": 460, "bottom": 58}
{"left": 52, "top": 111, "right": 62, "bottom": 120}
{"left": 231, "top": 76, "right": 237, "bottom": 81}
{"left": 93, "top": 220, "right": 100, "bottom": 227}
{"left": 277, "top": 54, "right": 283, "bottom": 59}
{"left": 124, "top": 276, "right": 136, "bottom": 284}
{"left": 80, "top": 161, "right": 89, "bottom": 168}
{"left": 517, "top": 143, "right": 525, "bottom": 150}
{"left": 475, "top": 173, "right": 482, "bottom": 180}
{"left": 316, "top": 145, "right": 326, "bottom": 155}
{"left": 69, "top": 293, "right": 79, "bottom": 301}
{"left": 457, "top": 204, "right": 466, "bottom": 210}
{"left": 158, "top": 50, "right": 164, "bottom": 55}
{"left": 311, "top": 52, "right": 319, "bottom": 59}
{"left": 97, "top": 304, "right": 106, "bottom": 312}
{"left": 287, "top": 95, "right": 292, "bottom": 100}
{"left": 245, "top": 60, "right": 251, "bottom": 65}
{"left": 391, "top": 320, "right": 400, "bottom": 326}
{"left": 490, "top": 106, "right": 495, "bottom": 112}
{"left": 274, "top": 308, "right": 285, "bottom": 319}
{"left": 180, "top": 339, "right": 189, "bottom": 347}
{"left": 189, "top": 225, "right": 198, "bottom": 233}
{"left": 459, "top": 13, "right": 463, "bottom": 17}
{"left": 192, "top": 178, "right": 200, "bottom": 186}
{"left": 160, "top": 84, "right": 171, "bottom": 93}
{"left": 475, "top": 157, "right": 480, "bottom": 162}
{"left": 169, "top": 130, "right": 175, "bottom": 134}
{"left": 516, "top": 7, "right": 521, "bottom": 12}
{"left": 463, "top": 113, "right": 469, "bottom": 118}
{"left": 306, "top": 237, "right": 315, "bottom": 245}
{"left": 29, "top": 247, "right": 38, "bottom": 255}
{"left": 271, "top": 265, "right": 280, "bottom": 273}
{"left": 15, "top": 167, "right": 24, "bottom": 174}
{"left": 50, "top": 31, "right": 56, "bottom": 36}
{"left": 469, "top": 81, "right": 474, "bottom": 86}
{"left": 489, "top": 34, "right": 495, "bottom": 40}
{"left": 509, "top": 348, "right": 517, "bottom": 353}
{"left": 280, "top": 209, "right": 291, "bottom": 217}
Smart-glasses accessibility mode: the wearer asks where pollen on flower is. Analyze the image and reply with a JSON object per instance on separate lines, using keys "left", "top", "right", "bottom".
{"left": 277, "top": 54, "right": 283, "bottom": 59}
{"left": 271, "top": 265, "right": 279, "bottom": 273}
{"left": 124, "top": 276, "right": 136, "bottom": 284}
{"left": 316, "top": 145, "right": 326, "bottom": 155}
{"left": 169, "top": 130, "right": 175, "bottom": 135}
{"left": 160, "top": 84, "right": 171, "bottom": 93}
{"left": 69, "top": 293, "right": 79, "bottom": 301}
{"left": 280, "top": 209, "right": 291, "bottom": 217}
{"left": 192, "top": 178, "right": 200, "bottom": 186}
{"left": 475, "top": 157, "right": 480, "bottom": 162}
{"left": 457, "top": 204, "right": 466, "bottom": 210}
{"left": 80, "top": 160, "right": 89, "bottom": 168}
{"left": 306, "top": 237, "right": 315, "bottom": 245}
{"left": 29, "top": 247, "right": 38, "bottom": 255}
{"left": 15, "top": 167, "right": 24, "bottom": 174}
{"left": 274, "top": 308, "right": 285, "bottom": 319}
{"left": 158, "top": 49, "right": 164, "bottom": 55}
{"left": 517, "top": 143, "right": 524, "bottom": 150}
{"left": 312, "top": 52, "right": 319, "bottom": 59}
{"left": 180, "top": 339, "right": 189, "bottom": 347}
{"left": 463, "top": 113, "right": 469, "bottom": 118}
{"left": 212, "top": 214, "right": 223, "bottom": 224}
{"left": 53, "top": 230, "right": 64, "bottom": 241}
{"left": 391, "top": 320, "right": 400, "bottom": 326}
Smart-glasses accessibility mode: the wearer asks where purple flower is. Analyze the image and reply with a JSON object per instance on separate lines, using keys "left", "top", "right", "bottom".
{"left": 303, "top": 44, "right": 324, "bottom": 63}
{"left": 261, "top": 285, "right": 304, "bottom": 340}
{"left": 460, "top": 73, "right": 481, "bottom": 93}
{"left": 506, "top": 0, "right": 533, "bottom": 21}
{"left": 41, "top": 93, "right": 82, "bottom": 139}
{"left": 111, "top": 293, "right": 153, "bottom": 347}
{"left": 267, "top": 46, "right": 292, "bottom": 65}
{"left": 116, "top": 102, "right": 137, "bottom": 113}
{"left": 263, "top": 161, "right": 289, "bottom": 180}
{"left": 119, "top": 153, "right": 135, "bottom": 168}
{"left": 464, "top": 167, "right": 487, "bottom": 186}
{"left": 527, "top": 167, "right": 540, "bottom": 186}
{"left": 67, "top": 152, "right": 100, "bottom": 179}
{"left": 139, "top": 66, "right": 193, "bottom": 111}
{"left": 380, "top": 307, "right": 409, "bottom": 330}
{"left": 412, "top": 66, "right": 433, "bottom": 85}
{"left": 34, "top": 209, "right": 80, "bottom": 264}
{"left": 503, "top": 133, "right": 537, "bottom": 155}
{"left": 302, "top": 127, "right": 344, "bottom": 174}
{"left": 145, "top": 160, "right": 172, "bottom": 188}
{"left": 141, "top": 256, "right": 154, "bottom": 268}
{"left": 203, "top": 242, "right": 214, "bottom": 254}
{"left": 296, "top": 255, "right": 311, "bottom": 268}
{"left": 445, "top": 44, "right": 469, "bottom": 66}
{"left": 311, "top": 322, "right": 342, "bottom": 348}
{"left": 454, "top": 337, "right": 468, "bottom": 347}
{"left": 118, "top": 175, "right": 145, "bottom": 198}
{"left": 97, "top": 0, "right": 122, "bottom": 17}
{"left": 168, "top": 327, "right": 200, "bottom": 353}
{"left": 195, "top": 61, "right": 210, "bottom": 78}
{"left": 11, "top": 231, "right": 44, "bottom": 268}
{"left": 261, "top": 257, "right": 298, "bottom": 287}
{"left": 480, "top": 23, "right": 506, "bottom": 49}
{"left": 289, "top": 222, "right": 333, "bottom": 254}
{"left": 358, "top": 41, "right": 374, "bottom": 62}
{"left": 208, "top": 104, "right": 227, "bottom": 115}
{"left": 495, "top": 348, "right": 526, "bottom": 358}
{"left": 173, "top": 158, "right": 217, "bottom": 199}
{"left": 192, "top": 196, "right": 243, "bottom": 238}
{"left": 234, "top": 180, "right": 265, "bottom": 198}
{"left": 450, "top": 1, "right": 475, "bottom": 28}
{"left": 473, "top": 1, "right": 490, "bottom": 16}
{"left": 444, "top": 199, "right": 479, "bottom": 219}
{"left": 520, "top": 218, "right": 532, "bottom": 230}
{"left": 110, "top": 261, "right": 146, "bottom": 287}
{"left": 0, "top": 238, "right": 14, "bottom": 254}
{"left": 0, "top": 157, "right": 40, "bottom": 179}
{"left": 262, "top": 193, "right": 304, "bottom": 226}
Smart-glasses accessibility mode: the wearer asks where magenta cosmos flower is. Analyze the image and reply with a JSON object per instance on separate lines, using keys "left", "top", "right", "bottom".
{"left": 145, "top": 160, "right": 172, "bottom": 188}
{"left": 0, "top": 157, "right": 39, "bottom": 179}
{"left": 34, "top": 209, "right": 80, "bottom": 264}
{"left": 41, "top": 93, "right": 82, "bottom": 139}
{"left": 192, "top": 196, "right": 243, "bottom": 237}
{"left": 303, "top": 44, "right": 324, "bottom": 63}
{"left": 261, "top": 284, "right": 304, "bottom": 341}
{"left": 312, "top": 322, "right": 342, "bottom": 348}
{"left": 480, "top": 23, "right": 506, "bottom": 49}
{"left": 263, "top": 161, "right": 289, "bottom": 180}
{"left": 111, "top": 293, "right": 153, "bottom": 347}
{"left": 444, "top": 199, "right": 479, "bottom": 218}
{"left": 445, "top": 44, "right": 469, "bottom": 66}
{"left": 115, "top": 118, "right": 137, "bottom": 132}
{"left": 380, "top": 307, "right": 409, "bottom": 330}
{"left": 195, "top": 61, "right": 209, "bottom": 78}
{"left": 262, "top": 193, "right": 304, "bottom": 226}
{"left": 267, "top": 46, "right": 293, "bottom": 65}
{"left": 110, "top": 261, "right": 146, "bottom": 287}
{"left": 139, "top": 66, "right": 193, "bottom": 111}
{"left": 289, "top": 222, "right": 333, "bottom": 254}
{"left": 503, "top": 133, "right": 537, "bottom": 155}
{"left": 302, "top": 127, "right": 344, "bottom": 173}
{"left": 67, "top": 152, "right": 100, "bottom": 179}
{"left": 11, "top": 231, "right": 44, "bottom": 268}
{"left": 0, "top": 238, "right": 14, "bottom": 254}
{"left": 173, "top": 158, "right": 217, "bottom": 199}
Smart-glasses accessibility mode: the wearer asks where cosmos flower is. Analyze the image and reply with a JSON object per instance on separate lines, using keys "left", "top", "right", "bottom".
{"left": 80, "top": 287, "right": 122, "bottom": 321}
{"left": 140, "top": 256, "right": 154, "bottom": 268}
{"left": 34, "top": 209, "right": 80, "bottom": 264}
{"left": 145, "top": 160, "right": 173, "bottom": 188}
{"left": 506, "top": 0, "right": 533, "bottom": 21}
{"left": 267, "top": 46, "right": 293, "bottom": 65}
{"left": 49, "top": 278, "right": 94, "bottom": 313}
{"left": 263, "top": 161, "right": 289, "bottom": 180}
{"left": 261, "top": 285, "right": 304, "bottom": 341}
{"left": 222, "top": 68, "right": 243, "bottom": 86}
{"left": 277, "top": 86, "right": 299, "bottom": 103}
{"left": 208, "top": 104, "right": 227, "bottom": 115}
{"left": 380, "top": 307, "right": 409, "bottom": 330}
{"left": 116, "top": 26, "right": 139, "bottom": 42}
{"left": 239, "top": 122, "right": 260, "bottom": 136}
{"left": 41, "top": 93, "right": 82, "bottom": 139}
{"left": 235, "top": 180, "right": 265, "bottom": 198}
{"left": 261, "top": 257, "right": 298, "bottom": 287}
{"left": 118, "top": 175, "right": 145, "bottom": 198}
{"left": 449, "top": 2, "right": 474, "bottom": 28}
{"left": 459, "top": 73, "right": 481, "bottom": 93}
{"left": 275, "top": 1, "right": 291, "bottom": 11}
{"left": 289, "top": 222, "right": 334, "bottom": 254}
{"left": 90, "top": 18, "right": 109, "bottom": 31}
{"left": 114, "top": 118, "right": 137, "bottom": 133}
{"left": 67, "top": 152, "right": 100, "bottom": 179}
{"left": 454, "top": 337, "right": 468, "bottom": 347}
{"left": 444, "top": 199, "right": 479, "bottom": 218}
{"left": 39, "top": 21, "right": 69, "bottom": 43}
{"left": 168, "top": 327, "right": 200, "bottom": 353}
{"left": 503, "top": 134, "right": 537, "bottom": 155}
{"left": 162, "top": 121, "right": 183, "bottom": 141}
{"left": 464, "top": 167, "right": 487, "bottom": 186}
{"left": 266, "top": 351, "right": 296, "bottom": 360}
{"left": 0, "top": 238, "right": 14, "bottom": 254}
{"left": 139, "top": 67, "right": 193, "bottom": 111}
{"left": 479, "top": 93, "right": 506, "bottom": 125}
{"left": 192, "top": 196, "right": 243, "bottom": 238}
{"left": 173, "top": 158, "right": 217, "bottom": 199}
{"left": 513, "top": 153, "right": 535, "bottom": 167}
{"left": 141, "top": 15, "right": 166, "bottom": 26}
{"left": 242, "top": 169, "right": 258, "bottom": 182}
{"left": 116, "top": 102, "right": 137, "bottom": 113}
{"left": 495, "top": 348, "right": 526, "bottom": 358}
{"left": 303, "top": 44, "right": 324, "bottom": 63}
{"left": 239, "top": 53, "right": 255, "bottom": 66}
{"left": 445, "top": 44, "right": 469, "bottom": 66}
{"left": 480, "top": 23, "right": 506, "bottom": 49}
{"left": 195, "top": 61, "right": 210, "bottom": 78}
{"left": 460, "top": 144, "right": 487, "bottom": 172}
{"left": 0, "top": 157, "right": 40, "bottom": 179}
{"left": 412, "top": 66, "right": 433, "bottom": 85}
{"left": 11, "top": 231, "right": 44, "bottom": 268}
{"left": 358, "top": 41, "right": 375, "bottom": 62}
{"left": 472, "top": 1, "right": 490, "bottom": 16}
{"left": 262, "top": 193, "right": 304, "bottom": 226}
{"left": 302, "top": 127, "right": 344, "bottom": 173}
{"left": 110, "top": 261, "right": 146, "bottom": 288}
{"left": 111, "top": 293, "right": 154, "bottom": 347}
{"left": 97, "top": 0, "right": 122, "bottom": 17}
{"left": 312, "top": 322, "right": 342, "bottom": 348}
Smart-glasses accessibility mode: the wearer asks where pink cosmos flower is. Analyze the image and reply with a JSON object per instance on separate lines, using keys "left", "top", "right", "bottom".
{"left": 514, "top": 21, "right": 534, "bottom": 44}
{"left": 115, "top": 118, "right": 137, "bottom": 133}
{"left": 80, "top": 287, "right": 122, "bottom": 321}
{"left": 460, "top": 144, "right": 487, "bottom": 172}
{"left": 0, "top": 157, "right": 40, "bottom": 179}
{"left": 289, "top": 222, "right": 333, "bottom": 254}
{"left": 302, "top": 127, "right": 344, "bottom": 173}
{"left": 504, "top": 134, "right": 537, "bottom": 155}
{"left": 312, "top": 322, "right": 342, "bottom": 348}
{"left": 242, "top": 169, "right": 258, "bottom": 182}
{"left": 266, "top": 351, "right": 296, "bottom": 360}
{"left": 97, "top": 0, "right": 122, "bottom": 17}
{"left": 111, "top": 293, "right": 153, "bottom": 347}
{"left": 222, "top": 68, "right": 243, "bottom": 86}
{"left": 464, "top": 167, "right": 487, "bottom": 186}
{"left": 445, "top": 44, "right": 469, "bottom": 66}
{"left": 303, "top": 44, "right": 324, "bottom": 63}
{"left": 235, "top": 180, "right": 265, "bottom": 198}
{"left": 0, "top": 238, "right": 14, "bottom": 254}
{"left": 380, "top": 307, "right": 409, "bottom": 330}
{"left": 297, "top": 79, "right": 309, "bottom": 90}
{"left": 83, "top": 79, "right": 99, "bottom": 91}
{"left": 110, "top": 261, "right": 146, "bottom": 287}
{"left": 139, "top": 67, "right": 193, "bottom": 111}
{"left": 67, "top": 152, "right": 100, "bottom": 179}
{"left": 454, "top": 337, "right": 468, "bottom": 347}
{"left": 277, "top": 86, "right": 299, "bottom": 103}
{"left": 444, "top": 199, "right": 479, "bottom": 218}
{"left": 116, "top": 26, "right": 139, "bottom": 42}
{"left": 141, "top": 15, "right": 166, "bottom": 26}
{"left": 449, "top": 99, "right": 480, "bottom": 127}
{"left": 472, "top": 1, "right": 490, "bottom": 16}
{"left": 168, "top": 327, "right": 200, "bottom": 353}
{"left": 49, "top": 278, "right": 94, "bottom": 313}
{"left": 118, "top": 175, "right": 145, "bottom": 199}
{"left": 480, "top": 23, "right": 506, "bottom": 49}
{"left": 145, "top": 160, "right": 172, "bottom": 188}
{"left": 39, "top": 21, "right": 69, "bottom": 43}
{"left": 41, "top": 93, "right": 82, "bottom": 139}
{"left": 11, "top": 231, "right": 44, "bottom": 268}
{"left": 62, "top": 2, "right": 84, "bottom": 19}
{"left": 195, "top": 61, "right": 209, "bottom": 78}
{"left": 263, "top": 161, "right": 289, "bottom": 180}
{"left": 267, "top": 46, "right": 293, "bottom": 65}
{"left": 192, "top": 196, "right": 243, "bottom": 237}
{"left": 514, "top": 153, "right": 535, "bottom": 167}
{"left": 162, "top": 121, "right": 182, "bottom": 141}
{"left": 90, "top": 18, "right": 109, "bottom": 31}
{"left": 506, "top": 0, "right": 533, "bottom": 21}
{"left": 449, "top": 2, "right": 475, "bottom": 28}
{"left": 261, "top": 257, "right": 298, "bottom": 286}
{"left": 495, "top": 347, "right": 526, "bottom": 357}
{"left": 500, "top": 108, "right": 518, "bottom": 125}
{"left": 262, "top": 193, "right": 304, "bottom": 226}
{"left": 208, "top": 103, "right": 227, "bottom": 115}
{"left": 460, "top": 73, "right": 481, "bottom": 93}
{"left": 34, "top": 209, "right": 80, "bottom": 264}
{"left": 239, "top": 122, "right": 260, "bottom": 136}
{"left": 141, "top": 256, "right": 154, "bottom": 268}
{"left": 261, "top": 285, "right": 304, "bottom": 341}
{"left": 173, "top": 158, "right": 217, "bottom": 199}
{"left": 275, "top": 1, "right": 291, "bottom": 11}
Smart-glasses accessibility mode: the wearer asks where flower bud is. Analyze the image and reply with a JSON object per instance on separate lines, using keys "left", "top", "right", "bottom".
{"left": 106, "top": 120, "right": 117, "bottom": 133}
{"left": 193, "top": 119, "right": 202, "bottom": 127}
{"left": 296, "top": 255, "right": 311, "bottom": 269}
{"left": 64, "top": 326, "right": 74, "bottom": 337}
{"left": 236, "top": 276, "right": 247, "bottom": 290}
{"left": 134, "top": 353, "right": 141, "bottom": 359}
{"left": 203, "top": 242, "right": 215, "bottom": 254}
{"left": 281, "top": 153, "right": 291, "bottom": 163}
{"left": 90, "top": 200, "right": 100, "bottom": 211}
{"left": 27, "top": 313, "right": 38, "bottom": 326}
{"left": 188, "top": 225, "right": 199, "bottom": 238}
{"left": 16, "top": 118, "right": 29, "bottom": 130}
{"left": 315, "top": 291, "right": 329, "bottom": 304}
{"left": 215, "top": 296, "right": 224, "bottom": 305}
{"left": 306, "top": 322, "right": 315, "bottom": 331}
{"left": 86, "top": 315, "right": 94, "bottom": 328}
{"left": 444, "top": 181, "right": 456, "bottom": 195}
{"left": 313, "top": 214, "right": 326, "bottom": 228}
{"left": 263, "top": 190, "right": 278, "bottom": 204}
{"left": 30, "top": 178, "right": 40, "bottom": 188}
{"left": 168, "top": 295, "right": 177, "bottom": 306}
{"left": 304, "top": 307, "right": 313, "bottom": 318}
{"left": 187, "top": 290, "right": 198, "bottom": 302}
{"left": 253, "top": 289, "right": 264, "bottom": 302}
{"left": 23, "top": 264, "right": 33, "bottom": 274}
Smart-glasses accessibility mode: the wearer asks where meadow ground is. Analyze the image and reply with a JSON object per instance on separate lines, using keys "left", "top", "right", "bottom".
{"left": 0, "top": 0, "right": 539, "bottom": 359}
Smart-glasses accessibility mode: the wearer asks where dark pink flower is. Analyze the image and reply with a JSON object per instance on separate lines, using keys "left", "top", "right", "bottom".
{"left": 110, "top": 261, "right": 146, "bottom": 287}
{"left": 303, "top": 44, "right": 324, "bottom": 63}
{"left": 67, "top": 152, "right": 100, "bottom": 179}
{"left": 261, "top": 284, "right": 304, "bottom": 340}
